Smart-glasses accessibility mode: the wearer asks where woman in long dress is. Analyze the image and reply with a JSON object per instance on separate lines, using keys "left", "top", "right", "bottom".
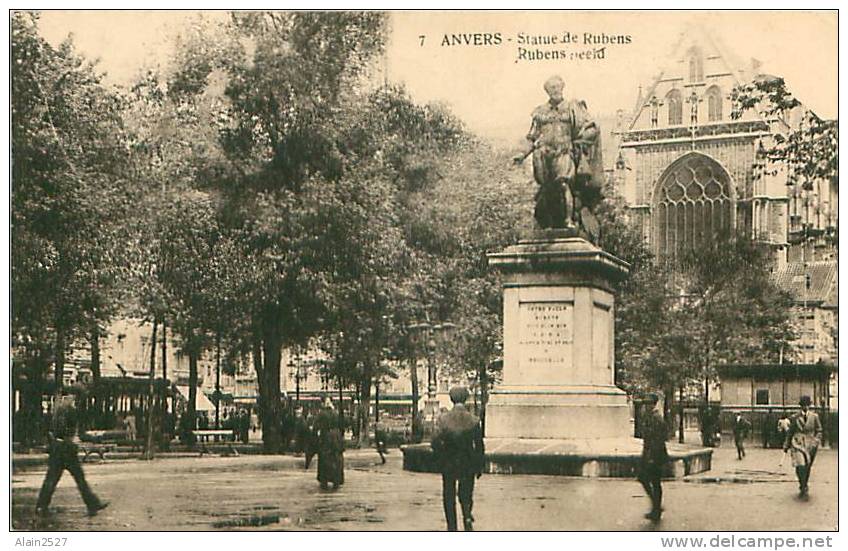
{"left": 315, "top": 398, "right": 344, "bottom": 490}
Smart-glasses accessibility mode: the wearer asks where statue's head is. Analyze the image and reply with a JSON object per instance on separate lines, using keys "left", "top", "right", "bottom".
{"left": 543, "top": 75, "right": 565, "bottom": 104}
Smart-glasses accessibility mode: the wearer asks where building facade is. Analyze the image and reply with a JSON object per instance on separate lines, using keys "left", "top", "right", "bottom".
{"left": 614, "top": 28, "right": 837, "bottom": 269}
{"left": 611, "top": 28, "right": 838, "bottom": 418}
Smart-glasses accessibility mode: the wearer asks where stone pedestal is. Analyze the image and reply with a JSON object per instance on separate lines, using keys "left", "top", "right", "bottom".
{"left": 485, "top": 233, "right": 631, "bottom": 439}
{"left": 401, "top": 231, "right": 712, "bottom": 477}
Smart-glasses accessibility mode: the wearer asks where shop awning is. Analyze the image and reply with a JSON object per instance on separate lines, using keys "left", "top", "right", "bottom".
{"left": 175, "top": 385, "right": 216, "bottom": 411}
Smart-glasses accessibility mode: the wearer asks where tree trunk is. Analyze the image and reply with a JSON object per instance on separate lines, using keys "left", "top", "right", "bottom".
{"left": 142, "top": 320, "right": 158, "bottom": 460}
{"left": 90, "top": 325, "right": 102, "bottom": 429}
{"left": 358, "top": 361, "right": 373, "bottom": 448}
{"left": 663, "top": 385, "right": 673, "bottom": 440}
{"left": 161, "top": 320, "right": 168, "bottom": 381}
{"left": 375, "top": 381, "right": 380, "bottom": 423}
{"left": 409, "top": 353, "right": 420, "bottom": 441}
{"left": 215, "top": 332, "right": 221, "bottom": 429}
{"left": 338, "top": 377, "right": 344, "bottom": 430}
{"left": 480, "top": 362, "right": 490, "bottom": 438}
{"left": 161, "top": 320, "right": 169, "bottom": 441}
{"left": 19, "top": 348, "right": 47, "bottom": 446}
{"left": 90, "top": 325, "right": 101, "bottom": 382}
{"left": 54, "top": 326, "right": 66, "bottom": 395}
{"left": 678, "top": 385, "right": 685, "bottom": 443}
{"left": 353, "top": 381, "right": 361, "bottom": 440}
{"left": 259, "top": 322, "right": 284, "bottom": 454}
{"left": 187, "top": 348, "right": 199, "bottom": 446}
{"left": 251, "top": 337, "right": 263, "bottom": 435}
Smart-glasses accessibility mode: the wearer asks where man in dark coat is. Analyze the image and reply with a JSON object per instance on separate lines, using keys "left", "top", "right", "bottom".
{"left": 732, "top": 413, "right": 752, "bottom": 460}
{"left": 198, "top": 411, "right": 209, "bottom": 430}
{"left": 35, "top": 394, "right": 109, "bottom": 517}
{"left": 638, "top": 393, "right": 668, "bottom": 521}
{"left": 375, "top": 420, "right": 391, "bottom": 464}
{"left": 239, "top": 409, "right": 251, "bottom": 444}
{"left": 314, "top": 398, "right": 344, "bottom": 490}
{"left": 784, "top": 395, "right": 823, "bottom": 498}
{"left": 431, "top": 386, "right": 485, "bottom": 531}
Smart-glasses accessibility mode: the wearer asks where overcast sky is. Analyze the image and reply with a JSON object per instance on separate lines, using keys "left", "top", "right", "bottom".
{"left": 37, "top": 10, "right": 837, "bottom": 145}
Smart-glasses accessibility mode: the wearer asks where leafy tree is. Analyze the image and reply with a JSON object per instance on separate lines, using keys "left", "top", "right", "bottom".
{"left": 731, "top": 76, "right": 837, "bottom": 188}
{"left": 157, "top": 12, "right": 390, "bottom": 452}
{"left": 605, "top": 186, "right": 795, "bottom": 439}
{"left": 427, "top": 142, "right": 527, "bottom": 418}
{"left": 11, "top": 12, "right": 134, "bottom": 444}
{"left": 593, "top": 186, "right": 676, "bottom": 398}
{"left": 335, "top": 87, "right": 468, "bottom": 442}
{"left": 671, "top": 232, "right": 796, "bottom": 399}
{"left": 121, "top": 59, "right": 245, "bottom": 454}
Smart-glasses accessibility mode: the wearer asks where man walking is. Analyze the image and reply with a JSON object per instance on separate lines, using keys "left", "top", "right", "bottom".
{"left": 784, "top": 395, "right": 823, "bottom": 498}
{"left": 732, "top": 413, "right": 752, "bottom": 460}
{"left": 431, "top": 386, "right": 485, "bottom": 531}
{"left": 375, "top": 420, "right": 389, "bottom": 465}
{"left": 638, "top": 393, "right": 668, "bottom": 522}
{"left": 35, "top": 393, "right": 108, "bottom": 517}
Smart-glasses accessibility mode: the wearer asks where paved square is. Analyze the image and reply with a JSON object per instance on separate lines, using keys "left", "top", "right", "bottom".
{"left": 11, "top": 445, "right": 837, "bottom": 531}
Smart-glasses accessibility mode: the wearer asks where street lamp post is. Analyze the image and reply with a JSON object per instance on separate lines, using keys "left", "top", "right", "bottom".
{"left": 287, "top": 358, "right": 297, "bottom": 406}
{"left": 295, "top": 365, "right": 301, "bottom": 404}
{"left": 407, "top": 320, "right": 456, "bottom": 432}
{"left": 215, "top": 332, "right": 221, "bottom": 430}
{"left": 425, "top": 336, "right": 438, "bottom": 415}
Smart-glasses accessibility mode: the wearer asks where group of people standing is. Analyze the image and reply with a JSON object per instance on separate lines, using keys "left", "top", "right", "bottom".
{"left": 214, "top": 407, "right": 252, "bottom": 444}
{"left": 177, "top": 408, "right": 253, "bottom": 444}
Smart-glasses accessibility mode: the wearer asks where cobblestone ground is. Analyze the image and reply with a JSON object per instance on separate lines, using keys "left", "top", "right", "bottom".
{"left": 11, "top": 444, "right": 837, "bottom": 531}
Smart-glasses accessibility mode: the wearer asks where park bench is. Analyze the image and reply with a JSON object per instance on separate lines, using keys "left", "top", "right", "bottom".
{"left": 80, "top": 442, "right": 116, "bottom": 462}
{"left": 78, "top": 430, "right": 131, "bottom": 462}
{"left": 192, "top": 429, "right": 239, "bottom": 457}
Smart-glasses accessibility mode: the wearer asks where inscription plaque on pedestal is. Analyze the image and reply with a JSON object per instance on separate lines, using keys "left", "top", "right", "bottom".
{"left": 518, "top": 301, "right": 573, "bottom": 372}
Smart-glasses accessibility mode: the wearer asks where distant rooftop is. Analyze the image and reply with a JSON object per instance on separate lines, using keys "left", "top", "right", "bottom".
{"left": 772, "top": 261, "right": 837, "bottom": 305}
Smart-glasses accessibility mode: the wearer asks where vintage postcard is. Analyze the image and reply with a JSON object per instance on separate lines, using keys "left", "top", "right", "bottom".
{"left": 8, "top": 8, "right": 838, "bottom": 538}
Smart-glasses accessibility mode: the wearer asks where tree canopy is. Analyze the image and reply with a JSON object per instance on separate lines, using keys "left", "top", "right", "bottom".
{"left": 11, "top": 11, "right": 805, "bottom": 452}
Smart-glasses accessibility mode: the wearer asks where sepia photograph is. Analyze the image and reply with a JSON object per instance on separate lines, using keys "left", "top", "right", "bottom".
{"left": 7, "top": 7, "right": 839, "bottom": 536}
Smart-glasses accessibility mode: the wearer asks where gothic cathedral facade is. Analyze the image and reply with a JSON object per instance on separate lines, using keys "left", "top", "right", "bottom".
{"left": 613, "top": 29, "right": 837, "bottom": 268}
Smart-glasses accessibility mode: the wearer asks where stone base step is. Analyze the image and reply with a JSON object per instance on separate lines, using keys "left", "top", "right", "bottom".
{"left": 401, "top": 437, "right": 713, "bottom": 478}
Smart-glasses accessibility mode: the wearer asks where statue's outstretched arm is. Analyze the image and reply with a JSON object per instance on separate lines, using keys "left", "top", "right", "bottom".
{"left": 514, "top": 113, "right": 541, "bottom": 164}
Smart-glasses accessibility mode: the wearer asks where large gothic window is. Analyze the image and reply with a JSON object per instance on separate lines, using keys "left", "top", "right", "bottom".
{"left": 666, "top": 89, "right": 683, "bottom": 126}
{"left": 653, "top": 153, "right": 734, "bottom": 259}
{"left": 706, "top": 85, "right": 723, "bottom": 122}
